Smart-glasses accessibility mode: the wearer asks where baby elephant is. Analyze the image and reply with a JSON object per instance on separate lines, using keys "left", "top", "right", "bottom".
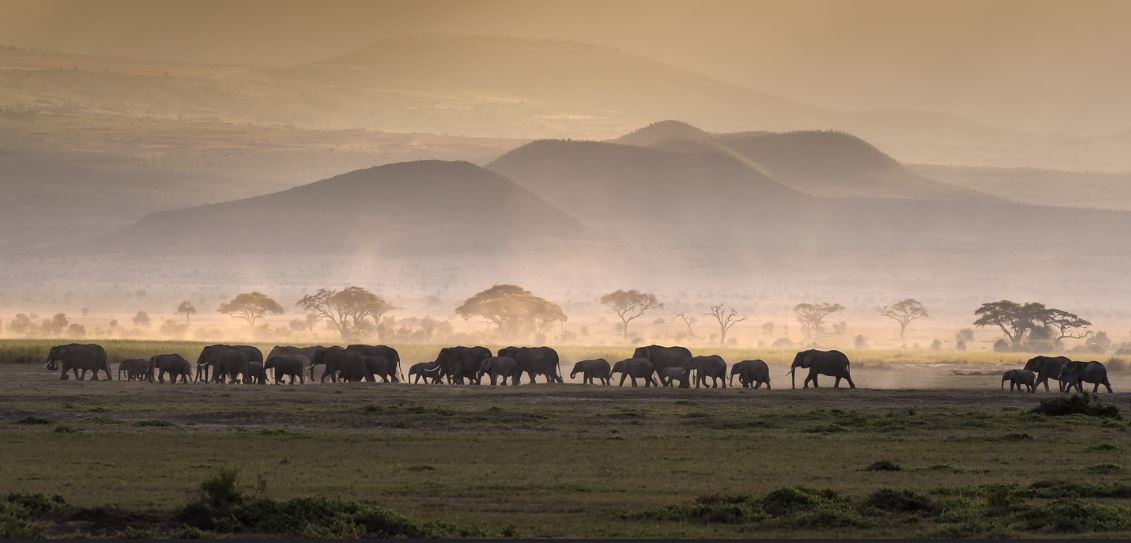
{"left": 612, "top": 358, "right": 657, "bottom": 387}
{"left": 1002, "top": 369, "right": 1036, "bottom": 392}
{"left": 118, "top": 358, "right": 150, "bottom": 381}
{"left": 730, "top": 359, "right": 771, "bottom": 389}
{"left": 479, "top": 356, "right": 518, "bottom": 385}
{"left": 148, "top": 354, "right": 192, "bottom": 383}
{"left": 246, "top": 361, "right": 269, "bottom": 384}
{"left": 571, "top": 358, "right": 612, "bottom": 385}
{"left": 659, "top": 367, "right": 691, "bottom": 388}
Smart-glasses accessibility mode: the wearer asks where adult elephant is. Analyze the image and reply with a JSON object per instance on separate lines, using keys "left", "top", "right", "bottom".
{"left": 479, "top": 356, "right": 518, "bottom": 385}
{"left": 632, "top": 345, "right": 693, "bottom": 381}
{"left": 408, "top": 361, "right": 444, "bottom": 384}
{"left": 1059, "top": 361, "right": 1113, "bottom": 393}
{"left": 265, "top": 354, "right": 306, "bottom": 384}
{"left": 196, "top": 345, "right": 262, "bottom": 383}
{"left": 267, "top": 346, "right": 327, "bottom": 381}
{"left": 347, "top": 345, "right": 403, "bottom": 382}
{"left": 363, "top": 356, "right": 400, "bottom": 383}
{"left": 789, "top": 349, "right": 855, "bottom": 389}
{"left": 499, "top": 346, "right": 563, "bottom": 384}
{"left": 690, "top": 355, "right": 727, "bottom": 389}
{"left": 148, "top": 354, "right": 192, "bottom": 383}
{"left": 1023, "top": 356, "right": 1072, "bottom": 392}
{"left": 571, "top": 359, "right": 612, "bottom": 385}
{"left": 315, "top": 347, "right": 371, "bottom": 383}
{"left": 47, "top": 343, "right": 110, "bottom": 381}
{"left": 198, "top": 346, "right": 251, "bottom": 384}
{"left": 612, "top": 358, "right": 657, "bottom": 387}
{"left": 659, "top": 366, "right": 691, "bottom": 388}
{"left": 118, "top": 358, "right": 150, "bottom": 381}
{"left": 730, "top": 360, "right": 771, "bottom": 389}
{"left": 436, "top": 346, "right": 492, "bottom": 384}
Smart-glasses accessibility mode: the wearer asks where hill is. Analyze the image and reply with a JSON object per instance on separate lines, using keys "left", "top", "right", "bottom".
{"left": 95, "top": 160, "right": 589, "bottom": 255}
{"left": 913, "top": 164, "right": 1131, "bottom": 211}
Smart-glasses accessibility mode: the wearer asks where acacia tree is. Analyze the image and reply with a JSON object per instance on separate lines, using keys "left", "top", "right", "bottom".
{"left": 455, "top": 284, "right": 566, "bottom": 339}
{"left": 217, "top": 292, "right": 283, "bottom": 330}
{"left": 879, "top": 298, "right": 929, "bottom": 347}
{"left": 704, "top": 303, "right": 747, "bottom": 346}
{"left": 296, "top": 286, "right": 396, "bottom": 340}
{"left": 973, "top": 300, "right": 1090, "bottom": 350}
{"left": 600, "top": 289, "right": 662, "bottom": 338}
{"left": 794, "top": 302, "right": 844, "bottom": 346}
{"left": 175, "top": 301, "right": 197, "bottom": 325}
{"left": 674, "top": 312, "right": 699, "bottom": 340}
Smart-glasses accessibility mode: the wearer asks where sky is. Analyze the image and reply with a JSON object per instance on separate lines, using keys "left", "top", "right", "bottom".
{"left": 1, "top": 0, "right": 1129, "bottom": 136}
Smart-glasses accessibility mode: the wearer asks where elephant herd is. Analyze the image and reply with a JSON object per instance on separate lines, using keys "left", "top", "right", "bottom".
{"left": 1002, "top": 355, "right": 1114, "bottom": 394}
{"left": 42, "top": 343, "right": 860, "bottom": 390}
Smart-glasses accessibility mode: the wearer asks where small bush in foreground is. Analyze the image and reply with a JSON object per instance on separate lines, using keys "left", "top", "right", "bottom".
{"left": 1032, "top": 394, "right": 1121, "bottom": 418}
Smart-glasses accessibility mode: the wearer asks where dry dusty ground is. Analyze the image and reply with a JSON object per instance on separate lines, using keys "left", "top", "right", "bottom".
{"left": 2, "top": 363, "right": 1131, "bottom": 538}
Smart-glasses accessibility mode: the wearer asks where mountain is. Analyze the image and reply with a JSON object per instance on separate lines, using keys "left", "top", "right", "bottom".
{"left": 912, "top": 164, "right": 1131, "bottom": 211}
{"left": 96, "top": 160, "right": 589, "bottom": 255}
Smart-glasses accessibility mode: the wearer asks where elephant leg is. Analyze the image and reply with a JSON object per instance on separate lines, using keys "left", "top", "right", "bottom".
{"left": 631, "top": 377, "right": 638, "bottom": 387}
{"left": 834, "top": 376, "right": 842, "bottom": 388}
{"left": 618, "top": 374, "right": 627, "bottom": 387}
{"left": 1040, "top": 377, "right": 1049, "bottom": 392}
{"left": 845, "top": 375, "right": 856, "bottom": 389}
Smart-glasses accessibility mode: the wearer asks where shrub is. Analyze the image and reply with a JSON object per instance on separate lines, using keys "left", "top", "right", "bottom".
{"left": 862, "top": 489, "right": 939, "bottom": 515}
{"left": 864, "top": 460, "right": 902, "bottom": 472}
{"left": 762, "top": 487, "right": 820, "bottom": 517}
{"left": 15, "top": 416, "right": 50, "bottom": 425}
{"left": 198, "top": 467, "right": 242, "bottom": 510}
{"left": 1031, "top": 394, "right": 1121, "bottom": 419}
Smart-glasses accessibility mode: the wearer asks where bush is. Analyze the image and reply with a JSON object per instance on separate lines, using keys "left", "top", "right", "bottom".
{"left": 864, "top": 460, "right": 902, "bottom": 472}
{"left": 1031, "top": 394, "right": 1121, "bottom": 419}
{"left": 862, "top": 489, "right": 939, "bottom": 515}
{"left": 198, "top": 467, "right": 242, "bottom": 510}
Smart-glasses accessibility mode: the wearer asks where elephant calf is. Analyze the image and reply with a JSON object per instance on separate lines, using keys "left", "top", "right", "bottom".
{"left": 408, "top": 361, "right": 443, "bottom": 384}
{"left": 571, "top": 358, "right": 612, "bottom": 385}
{"left": 659, "top": 367, "right": 691, "bottom": 388}
{"left": 149, "top": 354, "right": 193, "bottom": 384}
{"left": 691, "top": 355, "right": 727, "bottom": 389}
{"left": 1001, "top": 369, "right": 1036, "bottom": 392}
{"left": 118, "top": 358, "right": 150, "bottom": 381}
{"left": 265, "top": 355, "right": 306, "bottom": 384}
{"left": 612, "top": 358, "right": 657, "bottom": 387}
{"left": 246, "top": 361, "right": 269, "bottom": 384}
{"left": 479, "top": 356, "right": 518, "bottom": 385}
{"left": 730, "top": 359, "right": 771, "bottom": 389}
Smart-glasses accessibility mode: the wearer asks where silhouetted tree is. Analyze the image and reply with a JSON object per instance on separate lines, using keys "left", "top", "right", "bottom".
{"left": 879, "top": 298, "right": 929, "bottom": 347}
{"left": 600, "top": 289, "right": 661, "bottom": 338}
{"left": 455, "top": 284, "right": 566, "bottom": 338}
{"left": 41, "top": 313, "right": 68, "bottom": 336}
{"left": 175, "top": 301, "right": 197, "bottom": 325}
{"left": 675, "top": 312, "right": 699, "bottom": 340}
{"left": 704, "top": 303, "right": 747, "bottom": 346}
{"left": 132, "top": 311, "right": 151, "bottom": 328}
{"left": 9, "top": 314, "right": 32, "bottom": 335}
{"left": 296, "top": 286, "right": 396, "bottom": 340}
{"left": 973, "top": 300, "right": 1090, "bottom": 350}
{"left": 794, "top": 302, "right": 844, "bottom": 346}
{"left": 217, "top": 292, "right": 283, "bottom": 330}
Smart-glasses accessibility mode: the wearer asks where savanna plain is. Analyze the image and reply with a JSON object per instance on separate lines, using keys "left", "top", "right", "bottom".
{"left": 2, "top": 342, "right": 1130, "bottom": 538}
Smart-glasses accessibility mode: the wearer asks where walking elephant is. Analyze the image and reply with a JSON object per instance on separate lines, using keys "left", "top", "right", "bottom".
{"left": 436, "top": 346, "right": 492, "bottom": 384}
{"left": 347, "top": 345, "right": 403, "bottom": 382}
{"left": 1059, "top": 361, "right": 1113, "bottom": 393}
{"left": 498, "top": 346, "right": 562, "bottom": 384}
{"left": 571, "top": 359, "right": 612, "bottom": 385}
{"left": 612, "top": 358, "right": 657, "bottom": 387}
{"left": 632, "top": 345, "right": 692, "bottom": 381}
{"left": 659, "top": 366, "right": 691, "bottom": 388}
{"left": 264, "top": 354, "right": 306, "bottom": 384}
{"left": 247, "top": 361, "right": 269, "bottom": 384}
{"left": 789, "top": 349, "right": 855, "bottom": 389}
{"left": 363, "top": 356, "right": 400, "bottom": 383}
{"left": 730, "top": 360, "right": 771, "bottom": 389}
{"left": 198, "top": 346, "right": 251, "bottom": 384}
{"left": 267, "top": 346, "right": 327, "bottom": 381}
{"left": 118, "top": 358, "right": 150, "bottom": 381}
{"left": 315, "top": 347, "right": 371, "bottom": 383}
{"left": 48, "top": 343, "right": 110, "bottom": 381}
{"left": 479, "top": 356, "right": 518, "bottom": 385}
{"left": 148, "top": 354, "right": 192, "bottom": 383}
{"left": 690, "top": 355, "right": 727, "bottom": 388}
{"left": 1023, "top": 355, "right": 1071, "bottom": 392}
{"left": 1001, "top": 369, "right": 1035, "bottom": 392}
{"left": 408, "top": 361, "right": 444, "bottom": 384}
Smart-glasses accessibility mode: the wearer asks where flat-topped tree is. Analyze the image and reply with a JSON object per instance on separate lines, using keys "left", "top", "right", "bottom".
{"left": 879, "top": 298, "right": 929, "bottom": 347}
{"left": 974, "top": 300, "right": 1090, "bottom": 350}
{"left": 296, "top": 286, "right": 396, "bottom": 340}
{"left": 794, "top": 302, "right": 844, "bottom": 346}
{"left": 217, "top": 292, "right": 283, "bottom": 331}
{"left": 600, "top": 289, "right": 662, "bottom": 338}
{"left": 456, "top": 284, "right": 566, "bottom": 340}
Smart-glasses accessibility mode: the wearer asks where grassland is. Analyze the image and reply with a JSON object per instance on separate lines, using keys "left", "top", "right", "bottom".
{"left": 2, "top": 350, "right": 1131, "bottom": 538}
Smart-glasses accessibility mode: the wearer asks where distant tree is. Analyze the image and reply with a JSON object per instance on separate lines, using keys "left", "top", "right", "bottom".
{"left": 217, "top": 292, "right": 283, "bottom": 330}
{"left": 955, "top": 328, "right": 974, "bottom": 351}
{"left": 288, "top": 318, "right": 308, "bottom": 335}
{"left": 132, "top": 311, "right": 151, "bottom": 328}
{"left": 762, "top": 321, "right": 775, "bottom": 336}
{"left": 42, "top": 313, "right": 68, "bottom": 336}
{"left": 66, "top": 323, "right": 85, "bottom": 338}
{"left": 930, "top": 338, "right": 943, "bottom": 352}
{"left": 600, "top": 289, "right": 661, "bottom": 338}
{"left": 704, "top": 303, "right": 747, "bottom": 346}
{"left": 296, "top": 286, "right": 396, "bottom": 340}
{"left": 854, "top": 334, "right": 868, "bottom": 350}
{"left": 159, "top": 319, "right": 188, "bottom": 337}
{"left": 879, "top": 298, "right": 929, "bottom": 347}
{"left": 675, "top": 312, "right": 699, "bottom": 340}
{"left": 794, "top": 302, "right": 844, "bottom": 345}
{"left": 1083, "top": 331, "right": 1112, "bottom": 354}
{"left": 175, "top": 301, "right": 197, "bottom": 325}
{"left": 973, "top": 300, "right": 1090, "bottom": 350}
{"left": 455, "top": 284, "right": 566, "bottom": 338}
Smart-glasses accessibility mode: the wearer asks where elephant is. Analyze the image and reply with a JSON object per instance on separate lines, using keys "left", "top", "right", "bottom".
{"left": 118, "top": 358, "right": 150, "bottom": 381}
{"left": 789, "top": 349, "right": 855, "bottom": 389}
{"left": 479, "top": 356, "right": 518, "bottom": 385}
{"left": 347, "top": 345, "right": 403, "bottom": 382}
{"left": 690, "top": 355, "right": 727, "bottom": 389}
{"left": 570, "top": 359, "right": 612, "bottom": 385}
{"left": 632, "top": 345, "right": 692, "bottom": 381}
{"left": 659, "top": 366, "right": 691, "bottom": 388}
{"left": 1001, "top": 369, "right": 1036, "bottom": 392}
{"left": 265, "top": 354, "right": 307, "bottom": 384}
{"left": 315, "top": 347, "right": 372, "bottom": 383}
{"left": 1023, "top": 355, "right": 1072, "bottom": 392}
{"left": 408, "top": 361, "right": 444, "bottom": 384}
{"left": 48, "top": 343, "right": 110, "bottom": 381}
{"left": 198, "top": 346, "right": 251, "bottom": 384}
{"left": 267, "top": 345, "right": 328, "bottom": 381}
{"left": 363, "top": 356, "right": 400, "bottom": 383}
{"left": 148, "top": 354, "right": 192, "bottom": 383}
{"left": 196, "top": 345, "right": 262, "bottom": 383}
{"left": 730, "top": 359, "right": 771, "bottom": 389}
{"left": 1059, "top": 361, "right": 1113, "bottom": 393}
{"left": 612, "top": 358, "right": 657, "bottom": 387}
{"left": 498, "top": 346, "right": 563, "bottom": 384}
{"left": 436, "top": 346, "right": 492, "bottom": 384}
{"left": 246, "top": 361, "right": 269, "bottom": 384}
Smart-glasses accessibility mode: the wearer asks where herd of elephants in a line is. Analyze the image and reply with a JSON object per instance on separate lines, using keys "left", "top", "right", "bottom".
{"left": 40, "top": 342, "right": 1115, "bottom": 393}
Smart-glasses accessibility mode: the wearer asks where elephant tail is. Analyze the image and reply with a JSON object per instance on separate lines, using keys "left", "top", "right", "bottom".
{"left": 397, "top": 359, "right": 405, "bottom": 383}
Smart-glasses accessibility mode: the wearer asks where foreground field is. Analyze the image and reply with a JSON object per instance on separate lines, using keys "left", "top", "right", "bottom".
{"left": 2, "top": 363, "right": 1130, "bottom": 538}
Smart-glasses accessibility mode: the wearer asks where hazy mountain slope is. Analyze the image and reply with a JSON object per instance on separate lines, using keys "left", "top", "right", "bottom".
{"left": 913, "top": 164, "right": 1131, "bottom": 211}
{"left": 96, "top": 161, "right": 588, "bottom": 255}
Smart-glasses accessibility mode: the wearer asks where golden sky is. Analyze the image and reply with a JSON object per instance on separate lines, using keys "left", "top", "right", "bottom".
{"left": 2, "top": 0, "right": 1128, "bottom": 136}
